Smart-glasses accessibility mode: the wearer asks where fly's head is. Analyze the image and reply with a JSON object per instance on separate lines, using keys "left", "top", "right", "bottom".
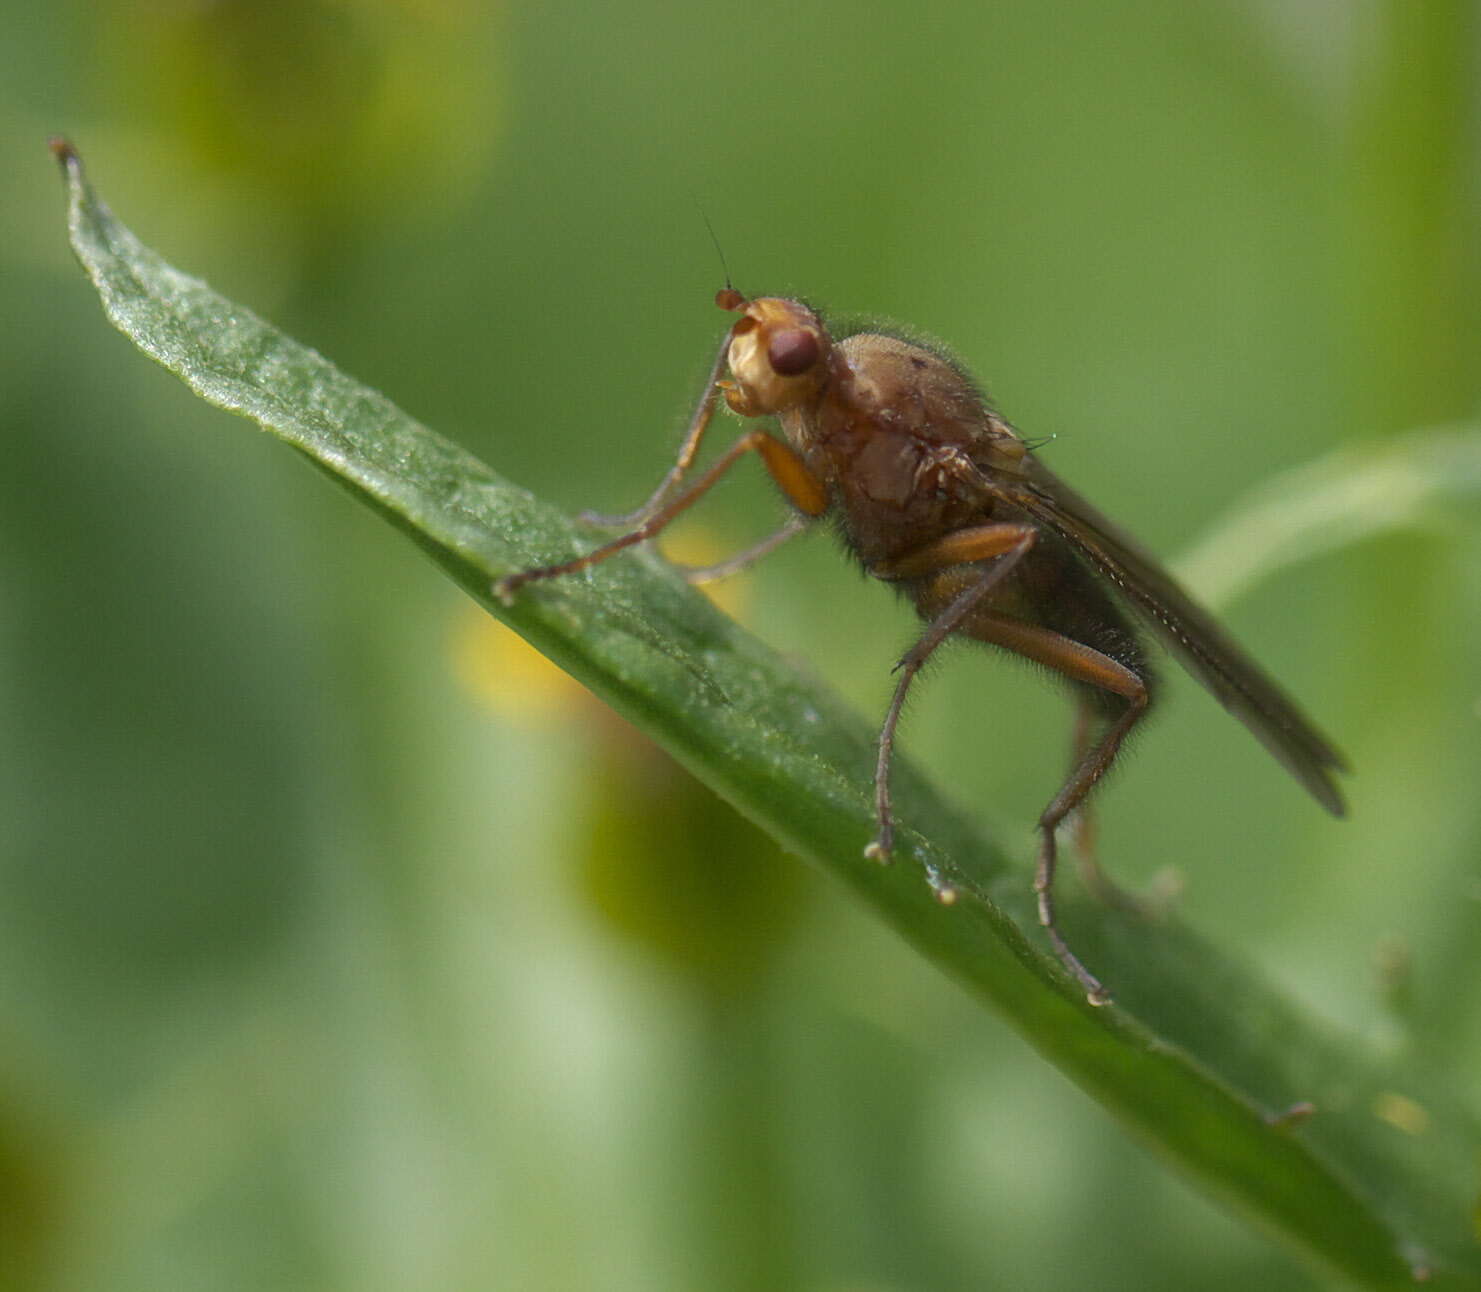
{"left": 715, "top": 290, "right": 831, "bottom": 418}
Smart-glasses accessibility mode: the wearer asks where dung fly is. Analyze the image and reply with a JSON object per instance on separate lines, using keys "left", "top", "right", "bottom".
{"left": 495, "top": 288, "right": 1346, "bottom": 1003}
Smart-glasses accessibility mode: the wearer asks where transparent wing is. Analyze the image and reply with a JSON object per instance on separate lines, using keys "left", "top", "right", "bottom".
{"left": 1001, "top": 460, "right": 1347, "bottom": 815}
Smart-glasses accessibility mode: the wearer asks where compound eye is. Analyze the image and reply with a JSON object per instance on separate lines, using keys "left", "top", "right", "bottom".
{"left": 768, "top": 328, "right": 820, "bottom": 377}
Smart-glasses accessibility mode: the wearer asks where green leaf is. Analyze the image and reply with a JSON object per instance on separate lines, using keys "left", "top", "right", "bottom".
{"left": 53, "top": 140, "right": 1481, "bottom": 1288}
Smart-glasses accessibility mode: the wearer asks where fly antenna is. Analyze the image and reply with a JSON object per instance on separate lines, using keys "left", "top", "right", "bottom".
{"left": 696, "top": 201, "right": 736, "bottom": 296}
{"left": 695, "top": 201, "right": 747, "bottom": 312}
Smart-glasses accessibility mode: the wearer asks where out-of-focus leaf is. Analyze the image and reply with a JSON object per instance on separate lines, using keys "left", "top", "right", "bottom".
{"left": 1178, "top": 425, "right": 1481, "bottom": 608}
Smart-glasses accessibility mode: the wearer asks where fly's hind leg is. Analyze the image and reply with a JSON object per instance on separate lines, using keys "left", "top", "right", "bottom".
{"left": 1069, "top": 697, "right": 1180, "bottom": 919}
{"left": 964, "top": 616, "right": 1151, "bottom": 1005}
{"left": 863, "top": 524, "right": 1039, "bottom": 863}
{"left": 864, "top": 526, "right": 1145, "bottom": 1002}
{"left": 1068, "top": 698, "right": 1141, "bottom": 913}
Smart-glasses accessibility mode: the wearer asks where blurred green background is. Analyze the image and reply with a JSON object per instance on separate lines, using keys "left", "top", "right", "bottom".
{"left": 5, "top": 2, "right": 1479, "bottom": 1289}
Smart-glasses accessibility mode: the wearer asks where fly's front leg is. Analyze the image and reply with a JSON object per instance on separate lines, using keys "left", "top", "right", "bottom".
{"left": 863, "top": 524, "right": 1038, "bottom": 863}
{"left": 578, "top": 334, "right": 731, "bottom": 529}
{"left": 495, "top": 429, "right": 827, "bottom": 604}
